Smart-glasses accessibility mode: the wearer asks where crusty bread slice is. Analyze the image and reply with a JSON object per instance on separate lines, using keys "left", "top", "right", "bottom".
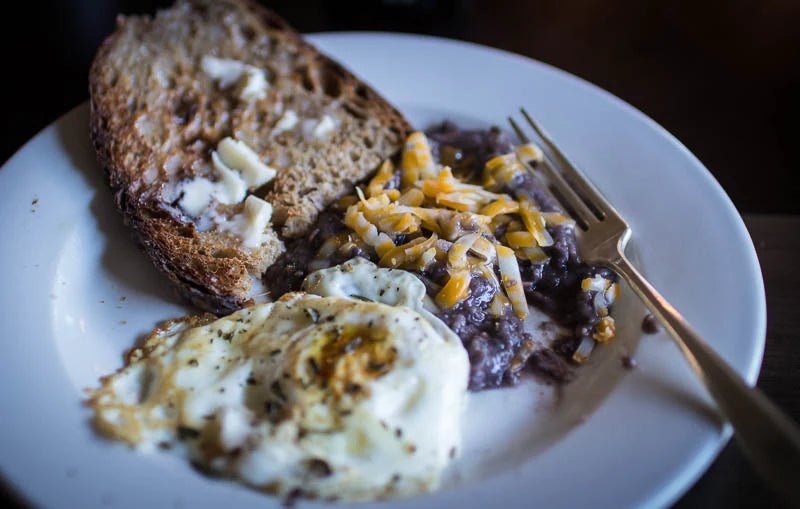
{"left": 90, "top": 0, "right": 411, "bottom": 313}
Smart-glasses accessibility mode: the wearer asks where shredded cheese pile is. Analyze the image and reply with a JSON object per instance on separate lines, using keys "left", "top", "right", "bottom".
{"left": 580, "top": 275, "right": 620, "bottom": 343}
{"left": 333, "top": 131, "right": 582, "bottom": 321}
{"left": 570, "top": 274, "right": 620, "bottom": 364}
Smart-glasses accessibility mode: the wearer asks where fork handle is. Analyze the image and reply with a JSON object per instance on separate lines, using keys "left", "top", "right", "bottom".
{"left": 610, "top": 253, "right": 800, "bottom": 505}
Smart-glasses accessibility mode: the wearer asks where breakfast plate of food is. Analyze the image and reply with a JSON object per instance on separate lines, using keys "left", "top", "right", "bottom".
{"left": 0, "top": 1, "right": 765, "bottom": 508}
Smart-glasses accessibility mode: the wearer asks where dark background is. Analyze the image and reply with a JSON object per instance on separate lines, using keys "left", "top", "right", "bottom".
{"left": 1, "top": 1, "right": 798, "bottom": 508}
{"left": 2, "top": 0, "right": 798, "bottom": 214}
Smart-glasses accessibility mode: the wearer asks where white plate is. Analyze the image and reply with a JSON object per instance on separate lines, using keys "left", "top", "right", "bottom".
{"left": 0, "top": 33, "right": 765, "bottom": 509}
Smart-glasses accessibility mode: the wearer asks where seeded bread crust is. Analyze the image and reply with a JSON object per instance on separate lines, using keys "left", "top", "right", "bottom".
{"left": 90, "top": 0, "right": 411, "bottom": 314}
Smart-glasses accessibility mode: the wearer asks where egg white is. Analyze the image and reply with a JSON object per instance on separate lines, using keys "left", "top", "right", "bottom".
{"left": 89, "top": 288, "right": 469, "bottom": 501}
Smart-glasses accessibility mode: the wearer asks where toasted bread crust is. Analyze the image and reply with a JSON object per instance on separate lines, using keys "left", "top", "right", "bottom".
{"left": 90, "top": 0, "right": 411, "bottom": 314}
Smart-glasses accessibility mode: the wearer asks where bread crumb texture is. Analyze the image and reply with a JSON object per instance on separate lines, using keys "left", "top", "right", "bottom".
{"left": 89, "top": 0, "right": 410, "bottom": 313}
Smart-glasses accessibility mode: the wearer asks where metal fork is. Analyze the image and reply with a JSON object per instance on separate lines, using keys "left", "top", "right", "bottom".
{"left": 509, "top": 108, "right": 800, "bottom": 504}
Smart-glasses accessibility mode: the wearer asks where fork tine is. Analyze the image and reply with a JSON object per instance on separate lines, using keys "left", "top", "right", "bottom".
{"left": 508, "top": 117, "right": 531, "bottom": 144}
{"left": 508, "top": 116, "right": 596, "bottom": 229}
{"left": 520, "top": 108, "right": 621, "bottom": 224}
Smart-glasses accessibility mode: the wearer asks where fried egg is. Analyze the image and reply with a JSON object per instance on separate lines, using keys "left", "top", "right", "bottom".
{"left": 89, "top": 289, "right": 469, "bottom": 500}
{"left": 302, "top": 257, "right": 458, "bottom": 344}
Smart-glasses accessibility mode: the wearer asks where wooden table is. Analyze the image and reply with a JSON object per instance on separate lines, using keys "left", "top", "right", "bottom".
{"left": 0, "top": 214, "right": 795, "bottom": 507}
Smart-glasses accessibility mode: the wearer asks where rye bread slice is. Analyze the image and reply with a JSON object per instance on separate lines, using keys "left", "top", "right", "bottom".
{"left": 89, "top": 0, "right": 411, "bottom": 314}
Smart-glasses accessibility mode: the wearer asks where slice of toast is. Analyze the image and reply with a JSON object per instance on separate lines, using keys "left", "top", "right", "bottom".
{"left": 90, "top": 0, "right": 411, "bottom": 314}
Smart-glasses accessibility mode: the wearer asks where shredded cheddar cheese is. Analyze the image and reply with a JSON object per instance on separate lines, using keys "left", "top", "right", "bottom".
{"left": 496, "top": 245, "right": 528, "bottom": 319}
{"left": 515, "top": 142, "right": 544, "bottom": 164}
{"left": 484, "top": 153, "right": 525, "bottom": 190}
{"left": 480, "top": 197, "right": 520, "bottom": 217}
{"left": 518, "top": 197, "right": 554, "bottom": 247}
{"left": 520, "top": 246, "right": 549, "bottom": 263}
{"left": 593, "top": 317, "right": 616, "bottom": 343}
{"left": 376, "top": 212, "right": 420, "bottom": 235}
{"left": 344, "top": 205, "right": 395, "bottom": 258}
{"left": 606, "top": 282, "right": 620, "bottom": 304}
{"left": 334, "top": 131, "right": 611, "bottom": 339}
{"left": 543, "top": 212, "right": 576, "bottom": 227}
{"left": 488, "top": 293, "right": 510, "bottom": 317}
{"left": 469, "top": 236, "right": 497, "bottom": 263}
{"left": 401, "top": 132, "right": 437, "bottom": 187}
{"left": 416, "top": 247, "right": 437, "bottom": 271}
{"left": 435, "top": 192, "right": 481, "bottom": 212}
{"left": 505, "top": 231, "right": 538, "bottom": 249}
{"left": 420, "top": 166, "right": 457, "bottom": 197}
{"left": 367, "top": 159, "right": 396, "bottom": 198}
{"left": 578, "top": 276, "right": 618, "bottom": 342}
{"left": 448, "top": 234, "right": 479, "bottom": 269}
{"left": 581, "top": 276, "right": 608, "bottom": 293}
{"left": 397, "top": 188, "right": 425, "bottom": 206}
{"left": 435, "top": 270, "right": 471, "bottom": 309}
{"left": 378, "top": 234, "right": 438, "bottom": 269}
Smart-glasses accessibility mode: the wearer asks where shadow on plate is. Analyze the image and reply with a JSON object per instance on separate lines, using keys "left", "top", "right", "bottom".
{"left": 55, "top": 105, "right": 184, "bottom": 308}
